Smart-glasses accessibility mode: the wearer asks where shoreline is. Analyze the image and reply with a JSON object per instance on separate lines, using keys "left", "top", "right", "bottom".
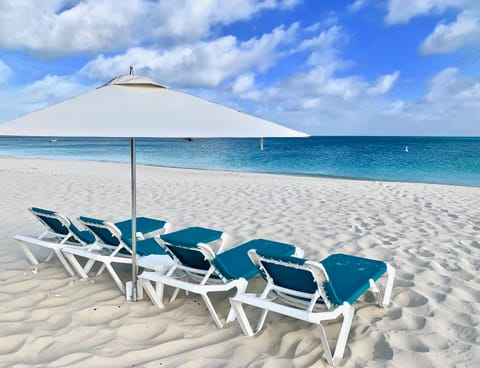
{"left": 1, "top": 153, "right": 479, "bottom": 189}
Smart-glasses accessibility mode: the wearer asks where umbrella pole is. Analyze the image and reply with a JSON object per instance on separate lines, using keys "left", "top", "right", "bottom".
{"left": 130, "top": 137, "right": 138, "bottom": 301}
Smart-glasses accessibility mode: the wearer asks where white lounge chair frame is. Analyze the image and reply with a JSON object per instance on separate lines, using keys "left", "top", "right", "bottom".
{"left": 139, "top": 235, "right": 245, "bottom": 329}
{"left": 229, "top": 251, "right": 395, "bottom": 366}
{"left": 15, "top": 208, "right": 99, "bottom": 276}
{"left": 63, "top": 218, "right": 172, "bottom": 294}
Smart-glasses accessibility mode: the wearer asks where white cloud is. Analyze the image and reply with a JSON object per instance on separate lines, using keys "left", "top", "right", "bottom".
{"left": 424, "top": 67, "right": 480, "bottom": 105}
{"left": 378, "top": 68, "right": 479, "bottom": 133}
{"left": 230, "top": 55, "right": 479, "bottom": 136}
{"left": 81, "top": 23, "right": 299, "bottom": 88}
{"left": 149, "top": 0, "right": 297, "bottom": 43}
{"left": 348, "top": 0, "right": 369, "bottom": 12}
{"left": 0, "top": 73, "right": 92, "bottom": 123}
{"left": 254, "top": 67, "right": 480, "bottom": 136}
{"left": 295, "top": 26, "right": 351, "bottom": 74}
{"left": 214, "top": 23, "right": 404, "bottom": 134}
{"left": 295, "top": 25, "right": 345, "bottom": 53}
{"left": 237, "top": 64, "right": 397, "bottom": 109}
{"left": 419, "top": 11, "right": 480, "bottom": 54}
{"left": 230, "top": 25, "right": 398, "bottom": 108}
{"left": 383, "top": 100, "right": 406, "bottom": 115}
{"left": 232, "top": 73, "right": 255, "bottom": 94}
{"left": 380, "top": 67, "right": 480, "bottom": 136}
{"left": 367, "top": 71, "right": 400, "bottom": 95}
{"left": 20, "top": 74, "right": 91, "bottom": 113}
{"left": 385, "top": 0, "right": 480, "bottom": 59}
{"left": 0, "top": 0, "right": 301, "bottom": 57}
{"left": 0, "top": 0, "right": 146, "bottom": 56}
{"left": 0, "top": 60, "right": 12, "bottom": 84}
{"left": 276, "top": 0, "right": 302, "bottom": 10}
{"left": 385, "top": 0, "right": 466, "bottom": 24}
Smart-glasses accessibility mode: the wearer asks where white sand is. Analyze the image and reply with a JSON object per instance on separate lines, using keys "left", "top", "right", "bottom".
{"left": 0, "top": 156, "right": 479, "bottom": 368}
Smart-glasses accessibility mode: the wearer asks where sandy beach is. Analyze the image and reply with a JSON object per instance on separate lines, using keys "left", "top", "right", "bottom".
{"left": 0, "top": 156, "right": 479, "bottom": 368}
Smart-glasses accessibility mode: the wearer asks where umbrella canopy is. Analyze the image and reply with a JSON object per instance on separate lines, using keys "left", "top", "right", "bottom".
{"left": 0, "top": 75, "right": 307, "bottom": 138}
{"left": 0, "top": 74, "right": 308, "bottom": 300}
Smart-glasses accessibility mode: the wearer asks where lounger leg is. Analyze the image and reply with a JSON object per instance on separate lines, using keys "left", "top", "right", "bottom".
{"left": 141, "top": 279, "right": 166, "bottom": 309}
{"left": 369, "top": 279, "right": 383, "bottom": 307}
{"left": 369, "top": 264, "right": 396, "bottom": 308}
{"left": 156, "top": 281, "right": 165, "bottom": 304}
{"left": 382, "top": 264, "right": 396, "bottom": 307}
{"left": 17, "top": 242, "right": 40, "bottom": 265}
{"left": 64, "top": 252, "right": 89, "bottom": 279}
{"left": 105, "top": 262, "right": 126, "bottom": 294}
{"left": 96, "top": 264, "right": 107, "bottom": 276}
{"left": 44, "top": 250, "right": 55, "bottom": 263}
{"left": 226, "top": 279, "right": 248, "bottom": 324}
{"left": 201, "top": 293, "right": 223, "bottom": 329}
{"left": 169, "top": 288, "right": 180, "bottom": 303}
{"left": 229, "top": 299, "right": 256, "bottom": 337}
{"left": 331, "top": 304, "right": 355, "bottom": 365}
{"left": 256, "top": 309, "right": 270, "bottom": 332}
{"left": 318, "top": 322, "right": 335, "bottom": 366}
{"left": 83, "top": 259, "right": 96, "bottom": 274}
{"left": 54, "top": 249, "right": 75, "bottom": 276}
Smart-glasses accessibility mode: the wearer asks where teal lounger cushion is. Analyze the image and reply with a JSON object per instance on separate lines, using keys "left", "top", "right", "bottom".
{"left": 131, "top": 237, "right": 168, "bottom": 257}
{"left": 212, "top": 239, "right": 297, "bottom": 281}
{"left": 322, "top": 254, "right": 386, "bottom": 305}
{"left": 116, "top": 217, "right": 167, "bottom": 241}
{"left": 160, "top": 227, "right": 223, "bottom": 248}
{"left": 256, "top": 252, "right": 387, "bottom": 306}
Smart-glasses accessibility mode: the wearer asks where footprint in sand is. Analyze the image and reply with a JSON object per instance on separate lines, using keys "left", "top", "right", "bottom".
{"left": 395, "top": 289, "right": 429, "bottom": 308}
{"left": 444, "top": 320, "right": 478, "bottom": 344}
{"left": 417, "top": 249, "right": 435, "bottom": 258}
{"left": 373, "top": 334, "right": 394, "bottom": 360}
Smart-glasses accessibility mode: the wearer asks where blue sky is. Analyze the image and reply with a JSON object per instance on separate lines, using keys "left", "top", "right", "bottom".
{"left": 0, "top": 0, "right": 479, "bottom": 135}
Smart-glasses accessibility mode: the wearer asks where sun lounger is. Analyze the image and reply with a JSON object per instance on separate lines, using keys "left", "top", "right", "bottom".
{"left": 229, "top": 251, "right": 395, "bottom": 366}
{"left": 14, "top": 207, "right": 98, "bottom": 276}
{"left": 62, "top": 216, "right": 173, "bottom": 293}
{"left": 139, "top": 233, "right": 303, "bottom": 329}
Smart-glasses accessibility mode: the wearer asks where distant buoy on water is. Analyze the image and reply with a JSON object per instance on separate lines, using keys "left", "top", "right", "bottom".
{"left": 405, "top": 146, "right": 409, "bottom": 152}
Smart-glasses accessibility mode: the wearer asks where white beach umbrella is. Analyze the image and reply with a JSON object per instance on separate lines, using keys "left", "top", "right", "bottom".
{"left": 0, "top": 74, "right": 308, "bottom": 299}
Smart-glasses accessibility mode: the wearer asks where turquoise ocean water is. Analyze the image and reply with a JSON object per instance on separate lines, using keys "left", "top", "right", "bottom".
{"left": 0, "top": 136, "right": 479, "bottom": 187}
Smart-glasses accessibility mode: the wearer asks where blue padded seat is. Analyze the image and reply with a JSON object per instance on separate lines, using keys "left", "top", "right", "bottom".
{"left": 160, "top": 227, "right": 223, "bottom": 248}
{"left": 322, "top": 254, "right": 386, "bottom": 305}
{"left": 212, "top": 239, "right": 297, "bottom": 281}
{"left": 256, "top": 252, "right": 387, "bottom": 305}
{"left": 116, "top": 217, "right": 167, "bottom": 242}
{"left": 134, "top": 237, "right": 168, "bottom": 257}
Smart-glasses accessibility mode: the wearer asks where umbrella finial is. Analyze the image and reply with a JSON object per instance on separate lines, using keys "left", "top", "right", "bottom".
{"left": 129, "top": 66, "right": 134, "bottom": 76}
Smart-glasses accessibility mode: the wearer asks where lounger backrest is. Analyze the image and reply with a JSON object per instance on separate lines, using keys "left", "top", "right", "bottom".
{"left": 79, "top": 216, "right": 168, "bottom": 257}
{"left": 78, "top": 216, "right": 124, "bottom": 248}
{"left": 162, "top": 242, "right": 211, "bottom": 270}
{"left": 206, "top": 239, "right": 298, "bottom": 282}
{"left": 249, "top": 250, "right": 334, "bottom": 309}
{"left": 30, "top": 207, "right": 95, "bottom": 245}
{"left": 31, "top": 207, "right": 70, "bottom": 236}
